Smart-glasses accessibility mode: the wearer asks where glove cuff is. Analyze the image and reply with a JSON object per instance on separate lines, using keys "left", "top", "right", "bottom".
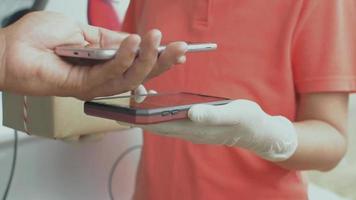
{"left": 256, "top": 115, "right": 298, "bottom": 162}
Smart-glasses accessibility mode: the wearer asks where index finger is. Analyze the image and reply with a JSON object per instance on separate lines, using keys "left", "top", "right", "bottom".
{"left": 146, "top": 41, "right": 188, "bottom": 80}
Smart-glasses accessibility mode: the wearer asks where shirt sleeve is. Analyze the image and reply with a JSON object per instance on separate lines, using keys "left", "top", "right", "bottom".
{"left": 292, "top": 0, "right": 356, "bottom": 93}
{"left": 122, "top": 0, "right": 137, "bottom": 33}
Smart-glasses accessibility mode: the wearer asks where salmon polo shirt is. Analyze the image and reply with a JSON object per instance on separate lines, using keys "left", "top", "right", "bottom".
{"left": 122, "top": 0, "right": 356, "bottom": 199}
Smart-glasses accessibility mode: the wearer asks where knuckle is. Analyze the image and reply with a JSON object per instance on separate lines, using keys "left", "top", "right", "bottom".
{"left": 138, "top": 53, "right": 156, "bottom": 65}
{"left": 119, "top": 48, "right": 137, "bottom": 62}
{"left": 119, "top": 59, "right": 134, "bottom": 70}
{"left": 125, "top": 73, "right": 146, "bottom": 85}
{"left": 138, "top": 57, "right": 152, "bottom": 65}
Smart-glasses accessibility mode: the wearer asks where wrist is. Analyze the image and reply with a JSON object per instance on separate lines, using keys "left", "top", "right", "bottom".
{"left": 0, "top": 29, "right": 7, "bottom": 90}
{"left": 258, "top": 115, "right": 298, "bottom": 162}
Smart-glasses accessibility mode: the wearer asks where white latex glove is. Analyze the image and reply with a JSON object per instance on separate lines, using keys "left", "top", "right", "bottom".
{"left": 120, "top": 86, "right": 298, "bottom": 162}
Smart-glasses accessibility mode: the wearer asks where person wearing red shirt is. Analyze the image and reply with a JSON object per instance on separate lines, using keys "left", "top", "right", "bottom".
{"left": 120, "top": 0, "right": 356, "bottom": 199}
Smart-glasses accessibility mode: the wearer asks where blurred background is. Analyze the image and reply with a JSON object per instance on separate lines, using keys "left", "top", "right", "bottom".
{"left": 0, "top": 0, "right": 356, "bottom": 200}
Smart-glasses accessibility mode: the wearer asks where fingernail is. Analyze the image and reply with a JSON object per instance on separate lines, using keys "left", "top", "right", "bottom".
{"left": 130, "top": 34, "right": 141, "bottom": 52}
{"left": 177, "top": 55, "right": 186, "bottom": 64}
{"left": 151, "top": 29, "right": 162, "bottom": 46}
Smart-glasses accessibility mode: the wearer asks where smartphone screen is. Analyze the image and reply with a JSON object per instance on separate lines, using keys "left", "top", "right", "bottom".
{"left": 85, "top": 93, "right": 231, "bottom": 124}
{"left": 91, "top": 93, "right": 229, "bottom": 110}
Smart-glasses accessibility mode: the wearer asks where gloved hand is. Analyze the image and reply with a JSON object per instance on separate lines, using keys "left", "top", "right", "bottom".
{"left": 120, "top": 86, "right": 298, "bottom": 162}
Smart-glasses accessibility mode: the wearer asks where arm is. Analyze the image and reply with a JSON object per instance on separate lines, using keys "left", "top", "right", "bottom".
{"left": 277, "top": 93, "right": 348, "bottom": 171}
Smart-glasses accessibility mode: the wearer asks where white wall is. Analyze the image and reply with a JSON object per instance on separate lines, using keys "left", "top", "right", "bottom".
{"left": 45, "top": 0, "right": 88, "bottom": 23}
{"left": 45, "top": 0, "right": 130, "bottom": 24}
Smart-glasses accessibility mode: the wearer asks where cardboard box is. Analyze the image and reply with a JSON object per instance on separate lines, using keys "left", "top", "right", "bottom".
{"left": 2, "top": 93, "right": 128, "bottom": 139}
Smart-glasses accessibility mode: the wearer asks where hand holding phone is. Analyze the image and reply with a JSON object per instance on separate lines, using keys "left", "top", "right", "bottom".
{"left": 55, "top": 41, "right": 217, "bottom": 80}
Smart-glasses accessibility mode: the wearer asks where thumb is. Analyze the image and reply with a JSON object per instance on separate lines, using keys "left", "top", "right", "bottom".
{"left": 188, "top": 100, "right": 265, "bottom": 125}
{"left": 188, "top": 104, "right": 224, "bottom": 125}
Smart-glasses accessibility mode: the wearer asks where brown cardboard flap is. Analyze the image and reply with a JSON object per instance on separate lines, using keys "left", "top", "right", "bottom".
{"left": 53, "top": 97, "right": 127, "bottom": 138}
{"left": 3, "top": 93, "right": 54, "bottom": 136}
{"left": 2, "top": 93, "right": 129, "bottom": 138}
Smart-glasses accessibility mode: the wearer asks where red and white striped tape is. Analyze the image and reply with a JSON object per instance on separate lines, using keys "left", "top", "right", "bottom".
{"left": 23, "top": 95, "right": 30, "bottom": 134}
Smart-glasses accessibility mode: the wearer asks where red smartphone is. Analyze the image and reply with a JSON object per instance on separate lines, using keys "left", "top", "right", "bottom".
{"left": 84, "top": 93, "right": 231, "bottom": 124}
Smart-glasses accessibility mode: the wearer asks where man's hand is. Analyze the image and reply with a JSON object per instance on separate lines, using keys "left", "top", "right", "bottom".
{"left": 0, "top": 11, "right": 187, "bottom": 100}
